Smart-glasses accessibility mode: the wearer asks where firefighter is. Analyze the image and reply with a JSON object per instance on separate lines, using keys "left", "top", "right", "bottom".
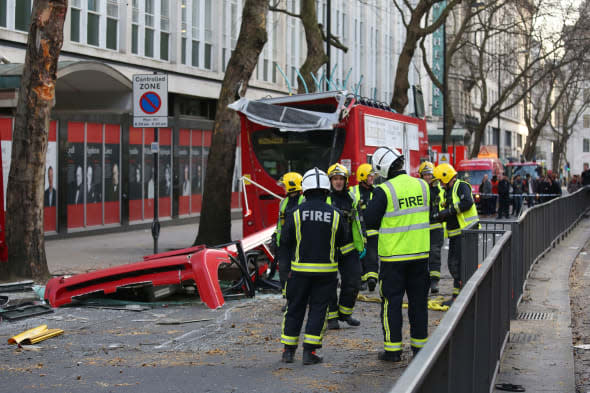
{"left": 279, "top": 168, "right": 347, "bottom": 365}
{"left": 432, "top": 163, "right": 480, "bottom": 306}
{"left": 349, "top": 163, "right": 379, "bottom": 292}
{"left": 418, "top": 161, "right": 444, "bottom": 294}
{"left": 326, "top": 163, "right": 365, "bottom": 330}
{"left": 275, "top": 172, "right": 304, "bottom": 308}
{"left": 365, "top": 147, "right": 430, "bottom": 362}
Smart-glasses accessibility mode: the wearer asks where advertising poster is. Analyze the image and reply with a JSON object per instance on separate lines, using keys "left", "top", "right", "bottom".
{"left": 66, "top": 122, "right": 85, "bottom": 228}
{"left": 128, "top": 127, "right": 143, "bottom": 221}
{"left": 44, "top": 121, "right": 58, "bottom": 231}
{"left": 178, "top": 129, "right": 190, "bottom": 215}
{"left": 0, "top": 118, "right": 12, "bottom": 211}
{"left": 158, "top": 128, "right": 172, "bottom": 218}
{"left": 86, "top": 123, "right": 103, "bottom": 226}
{"left": 144, "top": 128, "right": 155, "bottom": 220}
{"left": 104, "top": 124, "right": 120, "bottom": 224}
{"left": 191, "top": 129, "right": 202, "bottom": 213}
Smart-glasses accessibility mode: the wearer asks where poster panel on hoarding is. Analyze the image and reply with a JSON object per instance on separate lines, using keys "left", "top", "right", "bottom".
{"left": 191, "top": 129, "right": 202, "bottom": 213}
{"left": 1, "top": 118, "right": 12, "bottom": 211}
{"left": 44, "top": 121, "right": 58, "bottom": 232}
{"left": 144, "top": 128, "right": 155, "bottom": 220}
{"left": 158, "top": 128, "right": 172, "bottom": 217}
{"left": 178, "top": 129, "right": 190, "bottom": 215}
{"left": 67, "top": 122, "right": 85, "bottom": 228}
{"left": 104, "top": 124, "right": 120, "bottom": 224}
{"left": 86, "top": 123, "right": 103, "bottom": 226}
{"left": 128, "top": 127, "right": 143, "bottom": 221}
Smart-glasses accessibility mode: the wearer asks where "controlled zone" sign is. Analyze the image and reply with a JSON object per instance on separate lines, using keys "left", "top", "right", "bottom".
{"left": 133, "top": 74, "right": 168, "bottom": 127}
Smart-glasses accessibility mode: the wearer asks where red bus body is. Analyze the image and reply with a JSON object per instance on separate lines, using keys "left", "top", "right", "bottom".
{"left": 236, "top": 92, "right": 429, "bottom": 237}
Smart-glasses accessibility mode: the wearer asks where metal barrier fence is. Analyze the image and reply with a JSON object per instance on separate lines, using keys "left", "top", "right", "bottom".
{"left": 389, "top": 186, "right": 590, "bottom": 393}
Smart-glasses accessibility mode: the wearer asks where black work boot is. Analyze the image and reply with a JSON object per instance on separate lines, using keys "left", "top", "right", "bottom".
{"left": 378, "top": 351, "right": 401, "bottom": 362}
{"left": 302, "top": 349, "right": 322, "bottom": 365}
{"left": 411, "top": 347, "right": 421, "bottom": 357}
{"left": 429, "top": 279, "right": 439, "bottom": 294}
{"left": 367, "top": 278, "right": 377, "bottom": 292}
{"left": 327, "top": 318, "right": 340, "bottom": 330}
{"left": 339, "top": 314, "right": 361, "bottom": 326}
{"left": 442, "top": 295, "right": 457, "bottom": 307}
{"left": 281, "top": 347, "right": 296, "bottom": 363}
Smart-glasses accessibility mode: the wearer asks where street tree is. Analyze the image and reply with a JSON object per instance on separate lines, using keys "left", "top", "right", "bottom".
{"left": 461, "top": 0, "right": 580, "bottom": 158}
{"left": 269, "top": 0, "right": 347, "bottom": 93}
{"left": 1, "top": 0, "right": 68, "bottom": 281}
{"left": 194, "top": 0, "right": 269, "bottom": 246}
{"left": 522, "top": 1, "right": 590, "bottom": 161}
{"left": 548, "top": 69, "right": 590, "bottom": 173}
{"left": 418, "top": 0, "right": 496, "bottom": 151}
{"left": 389, "top": 0, "right": 462, "bottom": 113}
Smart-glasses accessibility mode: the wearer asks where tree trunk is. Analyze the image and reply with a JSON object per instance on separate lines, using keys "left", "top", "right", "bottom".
{"left": 469, "top": 123, "right": 486, "bottom": 158}
{"left": 391, "top": 28, "right": 419, "bottom": 113}
{"left": 522, "top": 129, "right": 542, "bottom": 161}
{"left": 297, "top": 0, "right": 328, "bottom": 94}
{"left": 194, "top": 0, "right": 268, "bottom": 246}
{"left": 552, "top": 138, "right": 563, "bottom": 174}
{"left": 2, "top": 0, "right": 67, "bottom": 281}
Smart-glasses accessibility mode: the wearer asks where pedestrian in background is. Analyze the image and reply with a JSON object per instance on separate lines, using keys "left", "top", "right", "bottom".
{"left": 512, "top": 175, "right": 524, "bottom": 217}
{"left": 480, "top": 174, "right": 492, "bottom": 216}
{"left": 582, "top": 163, "right": 590, "bottom": 186}
{"left": 524, "top": 173, "right": 535, "bottom": 207}
{"left": 567, "top": 175, "right": 581, "bottom": 194}
{"left": 497, "top": 175, "right": 510, "bottom": 219}
{"left": 491, "top": 175, "right": 499, "bottom": 215}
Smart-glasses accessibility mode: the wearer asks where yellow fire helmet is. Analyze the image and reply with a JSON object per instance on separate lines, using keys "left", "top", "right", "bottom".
{"left": 433, "top": 163, "right": 458, "bottom": 184}
{"left": 280, "top": 172, "right": 303, "bottom": 193}
{"left": 418, "top": 161, "right": 435, "bottom": 176}
{"left": 327, "top": 163, "right": 349, "bottom": 179}
{"left": 356, "top": 163, "right": 375, "bottom": 183}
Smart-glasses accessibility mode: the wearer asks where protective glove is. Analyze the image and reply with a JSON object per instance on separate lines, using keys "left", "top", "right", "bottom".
{"left": 359, "top": 248, "right": 367, "bottom": 259}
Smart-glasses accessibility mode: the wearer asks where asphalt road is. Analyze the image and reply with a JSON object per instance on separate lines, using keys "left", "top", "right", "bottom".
{"left": 0, "top": 217, "right": 511, "bottom": 393}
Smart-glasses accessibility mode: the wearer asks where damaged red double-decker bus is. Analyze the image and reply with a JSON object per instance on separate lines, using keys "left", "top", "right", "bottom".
{"left": 231, "top": 91, "right": 430, "bottom": 238}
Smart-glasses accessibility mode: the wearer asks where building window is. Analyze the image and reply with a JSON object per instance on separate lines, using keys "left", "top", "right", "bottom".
{"left": 131, "top": 0, "right": 139, "bottom": 54}
{"left": 181, "top": 0, "right": 187, "bottom": 64}
{"left": 0, "top": 0, "right": 7, "bottom": 28}
{"left": 106, "top": 0, "right": 118, "bottom": 50}
{"left": 145, "top": 0, "right": 154, "bottom": 57}
{"left": 186, "top": 0, "right": 213, "bottom": 70}
{"left": 87, "top": 0, "right": 100, "bottom": 46}
{"left": 505, "top": 131, "right": 512, "bottom": 147}
{"left": 14, "top": 0, "right": 32, "bottom": 31}
{"left": 69, "top": 0, "right": 118, "bottom": 50}
{"left": 160, "top": 0, "right": 169, "bottom": 60}
{"left": 71, "top": 1, "right": 81, "bottom": 42}
{"left": 517, "top": 133, "right": 523, "bottom": 148}
{"left": 584, "top": 114, "right": 590, "bottom": 128}
{"left": 584, "top": 138, "right": 590, "bottom": 153}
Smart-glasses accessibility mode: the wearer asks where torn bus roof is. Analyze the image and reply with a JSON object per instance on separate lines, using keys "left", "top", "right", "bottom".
{"left": 44, "top": 227, "right": 278, "bottom": 310}
{"left": 228, "top": 95, "right": 345, "bottom": 132}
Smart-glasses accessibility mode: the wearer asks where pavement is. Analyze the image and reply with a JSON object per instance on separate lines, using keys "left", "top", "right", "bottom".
{"left": 2, "top": 216, "right": 587, "bottom": 392}
{"left": 0, "top": 219, "right": 454, "bottom": 393}
{"left": 45, "top": 219, "right": 244, "bottom": 276}
{"left": 493, "top": 217, "right": 590, "bottom": 392}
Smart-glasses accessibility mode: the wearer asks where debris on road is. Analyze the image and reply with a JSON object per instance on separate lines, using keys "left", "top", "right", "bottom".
{"left": 0, "top": 304, "right": 53, "bottom": 321}
{"left": 8, "top": 324, "right": 64, "bottom": 345}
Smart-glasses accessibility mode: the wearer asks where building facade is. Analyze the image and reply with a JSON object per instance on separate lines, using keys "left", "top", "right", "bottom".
{"left": 0, "top": 0, "right": 431, "bottom": 235}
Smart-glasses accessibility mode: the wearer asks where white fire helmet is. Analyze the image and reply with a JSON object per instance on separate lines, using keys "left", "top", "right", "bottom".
{"left": 301, "top": 167, "right": 331, "bottom": 193}
{"left": 372, "top": 147, "right": 404, "bottom": 178}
